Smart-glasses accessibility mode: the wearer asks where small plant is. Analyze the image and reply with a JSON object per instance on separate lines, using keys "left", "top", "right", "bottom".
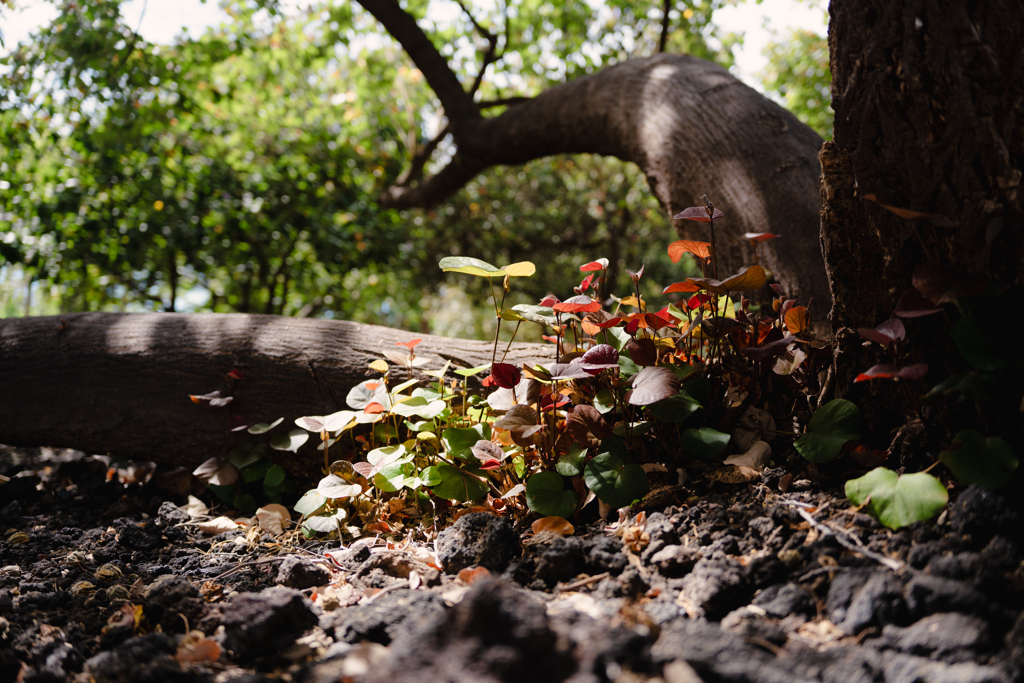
{"left": 282, "top": 195, "right": 858, "bottom": 538}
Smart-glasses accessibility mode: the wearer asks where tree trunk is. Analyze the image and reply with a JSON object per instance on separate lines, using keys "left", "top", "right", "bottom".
{"left": 0, "top": 313, "right": 554, "bottom": 478}
{"left": 357, "top": 0, "right": 830, "bottom": 312}
{"left": 821, "top": 0, "right": 1023, "bottom": 443}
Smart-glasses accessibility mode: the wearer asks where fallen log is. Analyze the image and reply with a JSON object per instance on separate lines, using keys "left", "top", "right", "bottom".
{"left": 0, "top": 312, "right": 553, "bottom": 478}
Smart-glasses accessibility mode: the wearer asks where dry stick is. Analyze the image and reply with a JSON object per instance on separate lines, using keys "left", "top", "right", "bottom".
{"left": 558, "top": 572, "right": 611, "bottom": 592}
{"left": 788, "top": 504, "right": 905, "bottom": 573}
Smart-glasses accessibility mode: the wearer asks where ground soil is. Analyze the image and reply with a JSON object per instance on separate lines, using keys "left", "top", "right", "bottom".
{"left": 1, "top": 445, "right": 1021, "bottom": 683}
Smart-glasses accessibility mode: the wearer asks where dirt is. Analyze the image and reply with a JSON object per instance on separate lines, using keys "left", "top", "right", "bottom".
{"left": 1, "top": 445, "right": 1022, "bottom": 683}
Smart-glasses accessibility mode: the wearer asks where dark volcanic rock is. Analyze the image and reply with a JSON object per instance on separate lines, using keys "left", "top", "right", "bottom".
{"left": 679, "top": 551, "right": 748, "bottom": 619}
{"left": 276, "top": 555, "right": 331, "bottom": 590}
{"left": 878, "top": 613, "right": 992, "bottom": 664}
{"left": 435, "top": 512, "right": 519, "bottom": 574}
{"left": 144, "top": 575, "right": 205, "bottom": 634}
{"left": 366, "top": 579, "right": 575, "bottom": 683}
{"left": 322, "top": 589, "right": 447, "bottom": 645}
{"left": 222, "top": 587, "right": 318, "bottom": 662}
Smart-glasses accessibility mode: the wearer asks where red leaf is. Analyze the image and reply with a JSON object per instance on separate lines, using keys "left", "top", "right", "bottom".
{"left": 226, "top": 369, "right": 245, "bottom": 380}
{"left": 553, "top": 295, "right": 602, "bottom": 313}
{"left": 540, "top": 393, "right": 571, "bottom": 411}
{"left": 580, "top": 259, "right": 608, "bottom": 272}
{"left": 490, "top": 362, "right": 522, "bottom": 390}
{"left": 663, "top": 281, "right": 700, "bottom": 294}
{"left": 673, "top": 206, "right": 724, "bottom": 223}
{"left": 627, "top": 265, "right": 645, "bottom": 283}
{"left": 667, "top": 240, "right": 712, "bottom": 263}
{"left": 857, "top": 319, "right": 906, "bottom": 348}
{"left": 854, "top": 364, "right": 928, "bottom": 382}
{"left": 539, "top": 295, "right": 561, "bottom": 307}
{"left": 743, "top": 232, "right": 781, "bottom": 242}
{"left": 364, "top": 402, "right": 385, "bottom": 414}
{"left": 624, "top": 318, "right": 640, "bottom": 335}
{"left": 396, "top": 338, "right": 423, "bottom": 350}
{"left": 580, "top": 344, "right": 619, "bottom": 369}
{"left": 479, "top": 459, "right": 502, "bottom": 470}
{"left": 895, "top": 287, "right": 943, "bottom": 318}
{"left": 687, "top": 293, "right": 712, "bottom": 309}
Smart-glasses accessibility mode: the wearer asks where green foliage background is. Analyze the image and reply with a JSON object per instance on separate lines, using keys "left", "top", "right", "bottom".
{"left": 0, "top": 0, "right": 831, "bottom": 337}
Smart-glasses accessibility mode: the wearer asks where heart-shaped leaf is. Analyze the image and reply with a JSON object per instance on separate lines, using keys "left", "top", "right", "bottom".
{"left": 895, "top": 287, "right": 943, "bottom": 318}
{"left": 293, "top": 489, "right": 328, "bottom": 517}
{"left": 845, "top": 468, "right": 948, "bottom": 530}
{"left": 504, "top": 261, "right": 536, "bottom": 277}
{"left": 556, "top": 445, "right": 588, "bottom": 477}
{"left": 566, "top": 404, "right": 612, "bottom": 448}
{"left": 794, "top": 399, "right": 861, "bottom": 463}
{"left": 302, "top": 508, "right": 348, "bottom": 534}
{"left": 625, "top": 337, "right": 658, "bottom": 366}
{"left": 317, "top": 474, "right": 363, "bottom": 499}
{"left": 681, "top": 427, "right": 730, "bottom": 459}
{"left": 442, "top": 425, "right": 491, "bottom": 460}
{"left": 940, "top": 429, "right": 1018, "bottom": 489}
{"left": 673, "top": 206, "right": 724, "bottom": 222}
{"left": 688, "top": 265, "right": 767, "bottom": 294}
{"left": 667, "top": 240, "right": 712, "bottom": 263}
{"left": 269, "top": 430, "right": 309, "bottom": 453}
{"left": 784, "top": 306, "right": 809, "bottom": 334}
{"left": 248, "top": 417, "right": 284, "bottom": 434}
{"left": 525, "top": 471, "right": 579, "bottom": 518}
{"left": 857, "top": 319, "right": 906, "bottom": 348}
{"left": 581, "top": 344, "right": 619, "bottom": 370}
{"left": 584, "top": 453, "right": 649, "bottom": 510}
{"left": 553, "top": 295, "right": 602, "bottom": 313}
{"left": 491, "top": 362, "right": 522, "bottom": 389}
{"left": 580, "top": 258, "right": 609, "bottom": 272}
{"left": 439, "top": 256, "right": 506, "bottom": 278}
{"left": 626, "top": 366, "right": 680, "bottom": 405}
{"left": 424, "top": 464, "right": 487, "bottom": 501}
{"left": 663, "top": 281, "right": 701, "bottom": 294}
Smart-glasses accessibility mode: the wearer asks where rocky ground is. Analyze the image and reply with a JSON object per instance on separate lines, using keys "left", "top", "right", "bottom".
{"left": 1, "top": 445, "right": 1022, "bottom": 683}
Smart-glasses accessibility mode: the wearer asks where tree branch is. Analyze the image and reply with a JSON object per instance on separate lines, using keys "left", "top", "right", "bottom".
{"left": 659, "top": 0, "right": 672, "bottom": 53}
{"left": 394, "top": 122, "right": 450, "bottom": 188}
{"left": 354, "top": 0, "right": 479, "bottom": 124}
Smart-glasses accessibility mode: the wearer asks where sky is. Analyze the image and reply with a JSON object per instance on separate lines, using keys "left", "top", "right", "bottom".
{"left": 1, "top": 0, "right": 828, "bottom": 89}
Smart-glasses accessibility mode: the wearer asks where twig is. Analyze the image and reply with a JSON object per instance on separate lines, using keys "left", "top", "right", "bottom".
{"left": 364, "top": 578, "right": 410, "bottom": 603}
{"left": 791, "top": 505, "right": 904, "bottom": 572}
{"left": 558, "top": 571, "right": 610, "bottom": 592}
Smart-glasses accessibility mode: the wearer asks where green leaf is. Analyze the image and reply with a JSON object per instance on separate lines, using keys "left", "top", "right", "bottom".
{"left": 317, "top": 474, "right": 362, "bottom": 499}
{"left": 263, "top": 463, "right": 287, "bottom": 488}
{"left": 425, "top": 463, "right": 487, "bottom": 501}
{"left": 248, "top": 417, "right": 284, "bottom": 434}
{"left": 556, "top": 445, "right": 588, "bottom": 477}
{"left": 302, "top": 509, "right": 348, "bottom": 534}
{"left": 940, "top": 429, "right": 1018, "bottom": 489}
{"left": 233, "top": 493, "right": 257, "bottom": 515}
{"left": 439, "top": 256, "right": 506, "bottom": 278}
{"left": 240, "top": 458, "right": 271, "bottom": 483}
{"left": 391, "top": 395, "right": 447, "bottom": 418}
{"left": 454, "top": 364, "right": 489, "bottom": 377}
{"left": 648, "top": 392, "right": 703, "bottom": 422}
{"left": 593, "top": 388, "right": 616, "bottom": 414}
{"left": 294, "top": 489, "right": 328, "bottom": 517}
{"left": 845, "top": 468, "right": 948, "bottom": 530}
{"left": 794, "top": 399, "right": 862, "bottom": 463}
{"left": 952, "top": 316, "right": 1013, "bottom": 371}
{"left": 442, "top": 424, "right": 490, "bottom": 460}
{"left": 269, "top": 429, "right": 309, "bottom": 453}
{"left": 374, "top": 461, "right": 416, "bottom": 492}
{"left": 229, "top": 444, "right": 265, "bottom": 470}
{"left": 525, "top": 471, "right": 579, "bottom": 518}
{"left": 681, "top": 427, "right": 730, "bottom": 458}
{"left": 584, "top": 452, "right": 649, "bottom": 509}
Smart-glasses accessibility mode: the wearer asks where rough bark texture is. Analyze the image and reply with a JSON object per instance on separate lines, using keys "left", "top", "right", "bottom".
{"left": 820, "top": 0, "right": 1024, "bottom": 440}
{"left": 0, "top": 313, "right": 553, "bottom": 477}
{"left": 357, "top": 0, "right": 830, "bottom": 311}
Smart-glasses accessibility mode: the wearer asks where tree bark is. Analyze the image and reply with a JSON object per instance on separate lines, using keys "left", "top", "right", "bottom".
{"left": 821, "top": 0, "right": 1023, "bottom": 442}
{"left": 357, "top": 0, "right": 830, "bottom": 312}
{"left": 0, "top": 313, "right": 554, "bottom": 477}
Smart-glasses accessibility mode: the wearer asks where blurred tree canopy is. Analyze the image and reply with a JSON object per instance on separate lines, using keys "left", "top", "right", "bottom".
{"left": 0, "top": 0, "right": 830, "bottom": 337}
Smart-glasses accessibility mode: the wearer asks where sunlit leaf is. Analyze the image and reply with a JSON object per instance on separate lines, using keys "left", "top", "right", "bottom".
{"left": 503, "top": 261, "right": 536, "bottom": 277}
{"left": 784, "top": 306, "right": 809, "bottom": 333}
{"left": 667, "top": 240, "right": 712, "bottom": 263}
{"left": 845, "top": 468, "right": 948, "bottom": 530}
{"left": 270, "top": 429, "right": 309, "bottom": 453}
{"left": 531, "top": 516, "right": 575, "bottom": 536}
{"left": 439, "top": 256, "right": 506, "bottom": 278}
{"left": 688, "top": 265, "right": 767, "bottom": 294}
{"left": 248, "top": 417, "right": 284, "bottom": 434}
{"left": 580, "top": 258, "right": 609, "bottom": 272}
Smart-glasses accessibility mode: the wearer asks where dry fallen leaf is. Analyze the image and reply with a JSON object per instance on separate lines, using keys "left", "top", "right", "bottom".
{"left": 196, "top": 516, "right": 240, "bottom": 535}
{"left": 255, "top": 504, "right": 291, "bottom": 536}
{"left": 705, "top": 465, "right": 761, "bottom": 484}
{"left": 531, "top": 516, "right": 575, "bottom": 536}
{"left": 457, "top": 566, "right": 491, "bottom": 585}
